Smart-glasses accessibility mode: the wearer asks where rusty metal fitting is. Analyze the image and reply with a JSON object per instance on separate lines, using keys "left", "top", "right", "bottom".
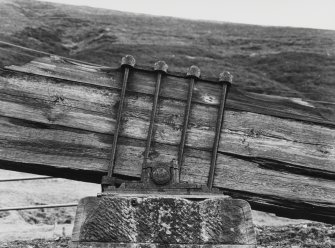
{"left": 121, "top": 55, "right": 136, "bottom": 67}
{"left": 151, "top": 163, "right": 172, "bottom": 185}
{"left": 154, "top": 60, "right": 168, "bottom": 73}
{"left": 219, "top": 71, "right": 233, "bottom": 85}
{"left": 186, "top": 65, "right": 201, "bottom": 78}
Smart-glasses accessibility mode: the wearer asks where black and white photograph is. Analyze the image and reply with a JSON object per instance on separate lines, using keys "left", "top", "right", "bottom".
{"left": 0, "top": 0, "right": 334, "bottom": 247}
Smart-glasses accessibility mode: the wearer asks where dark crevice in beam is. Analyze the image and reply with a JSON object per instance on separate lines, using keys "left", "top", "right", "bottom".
{"left": 254, "top": 157, "right": 335, "bottom": 180}
{"left": 218, "top": 151, "right": 335, "bottom": 181}
{"left": 0, "top": 159, "right": 104, "bottom": 184}
{"left": 218, "top": 188, "right": 335, "bottom": 224}
{"left": 4, "top": 115, "right": 97, "bottom": 134}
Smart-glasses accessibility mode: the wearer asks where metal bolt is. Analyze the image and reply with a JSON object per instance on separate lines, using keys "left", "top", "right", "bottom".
{"left": 121, "top": 55, "right": 136, "bottom": 67}
{"left": 141, "top": 61, "right": 168, "bottom": 183}
{"left": 177, "top": 65, "right": 201, "bottom": 182}
{"left": 105, "top": 55, "right": 135, "bottom": 185}
{"left": 154, "top": 60, "right": 168, "bottom": 73}
{"left": 207, "top": 71, "right": 231, "bottom": 190}
{"left": 186, "top": 65, "right": 201, "bottom": 78}
{"left": 219, "top": 71, "right": 233, "bottom": 85}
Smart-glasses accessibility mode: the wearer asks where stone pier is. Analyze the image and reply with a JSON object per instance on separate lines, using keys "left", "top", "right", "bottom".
{"left": 71, "top": 194, "right": 256, "bottom": 247}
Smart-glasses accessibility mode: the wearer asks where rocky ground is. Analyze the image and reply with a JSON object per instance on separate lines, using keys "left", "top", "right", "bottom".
{"left": 0, "top": 223, "right": 334, "bottom": 248}
{"left": 256, "top": 223, "right": 335, "bottom": 247}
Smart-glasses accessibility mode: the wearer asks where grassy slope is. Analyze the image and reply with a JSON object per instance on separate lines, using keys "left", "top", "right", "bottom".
{"left": 0, "top": 0, "right": 334, "bottom": 106}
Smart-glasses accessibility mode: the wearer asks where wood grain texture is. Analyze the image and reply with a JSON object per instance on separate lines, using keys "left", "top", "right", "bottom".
{"left": 71, "top": 195, "right": 256, "bottom": 246}
{"left": 7, "top": 56, "right": 335, "bottom": 125}
{"left": 0, "top": 57, "right": 334, "bottom": 223}
{"left": 0, "top": 69, "right": 334, "bottom": 174}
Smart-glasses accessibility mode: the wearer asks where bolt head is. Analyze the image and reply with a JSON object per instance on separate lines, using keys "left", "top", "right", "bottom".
{"left": 154, "top": 61, "right": 168, "bottom": 73}
{"left": 186, "top": 65, "right": 201, "bottom": 78}
{"left": 219, "top": 71, "right": 233, "bottom": 84}
{"left": 121, "top": 55, "right": 136, "bottom": 67}
{"left": 151, "top": 163, "right": 171, "bottom": 185}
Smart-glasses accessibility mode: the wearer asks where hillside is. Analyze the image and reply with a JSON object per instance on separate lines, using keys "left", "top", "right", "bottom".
{"left": 0, "top": 0, "right": 334, "bottom": 110}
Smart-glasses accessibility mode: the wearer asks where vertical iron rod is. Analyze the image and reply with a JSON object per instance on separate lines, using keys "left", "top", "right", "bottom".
{"left": 107, "top": 67, "right": 129, "bottom": 177}
{"left": 207, "top": 71, "right": 232, "bottom": 190}
{"left": 142, "top": 72, "right": 162, "bottom": 161}
{"left": 106, "top": 55, "right": 135, "bottom": 178}
{"left": 177, "top": 65, "right": 200, "bottom": 182}
{"left": 141, "top": 61, "right": 168, "bottom": 182}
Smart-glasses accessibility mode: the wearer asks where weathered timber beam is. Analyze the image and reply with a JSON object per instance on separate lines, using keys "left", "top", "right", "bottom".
{"left": 0, "top": 69, "right": 334, "bottom": 175}
{"left": 6, "top": 57, "right": 335, "bottom": 125}
{"left": 0, "top": 57, "right": 334, "bottom": 223}
{"left": 0, "top": 114, "right": 334, "bottom": 223}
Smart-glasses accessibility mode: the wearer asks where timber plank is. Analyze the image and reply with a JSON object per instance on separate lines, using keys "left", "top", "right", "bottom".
{"left": 1, "top": 97, "right": 334, "bottom": 174}
{"left": 0, "top": 70, "right": 334, "bottom": 174}
{"left": 0, "top": 115, "right": 334, "bottom": 222}
{"left": 1, "top": 115, "right": 334, "bottom": 201}
{"left": 6, "top": 57, "right": 335, "bottom": 125}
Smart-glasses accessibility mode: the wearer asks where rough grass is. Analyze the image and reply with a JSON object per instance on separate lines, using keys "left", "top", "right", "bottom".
{"left": 0, "top": 0, "right": 334, "bottom": 107}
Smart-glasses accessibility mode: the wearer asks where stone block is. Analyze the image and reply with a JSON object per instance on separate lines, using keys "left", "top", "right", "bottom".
{"left": 71, "top": 194, "right": 256, "bottom": 247}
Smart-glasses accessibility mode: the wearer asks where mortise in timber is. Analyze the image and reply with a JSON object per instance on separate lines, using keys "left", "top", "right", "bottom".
{"left": 0, "top": 51, "right": 334, "bottom": 237}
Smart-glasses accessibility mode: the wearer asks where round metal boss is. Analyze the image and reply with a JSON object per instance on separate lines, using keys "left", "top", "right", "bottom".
{"left": 151, "top": 164, "right": 171, "bottom": 185}
{"left": 219, "top": 71, "right": 233, "bottom": 84}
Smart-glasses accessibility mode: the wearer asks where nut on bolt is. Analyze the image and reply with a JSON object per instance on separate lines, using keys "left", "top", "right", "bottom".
{"left": 219, "top": 71, "right": 233, "bottom": 85}
{"left": 151, "top": 163, "right": 172, "bottom": 185}
{"left": 121, "top": 55, "right": 136, "bottom": 67}
{"left": 154, "top": 60, "right": 168, "bottom": 73}
{"left": 186, "top": 65, "right": 201, "bottom": 78}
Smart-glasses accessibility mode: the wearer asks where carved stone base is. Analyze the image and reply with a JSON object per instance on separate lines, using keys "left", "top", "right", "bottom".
{"left": 72, "top": 243, "right": 256, "bottom": 247}
{"left": 71, "top": 194, "right": 256, "bottom": 248}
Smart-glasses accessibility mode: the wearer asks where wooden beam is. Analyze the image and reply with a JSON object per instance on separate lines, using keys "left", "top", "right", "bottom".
{"left": 1, "top": 67, "right": 334, "bottom": 175}
{"left": 7, "top": 57, "right": 335, "bottom": 125}
{"left": 0, "top": 57, "right": 334, "bottom": 223}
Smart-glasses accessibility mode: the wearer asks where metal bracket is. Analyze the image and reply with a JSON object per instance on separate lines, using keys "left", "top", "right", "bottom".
{"left": 101, "top": 56, "right": 232, "bottom": 195}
